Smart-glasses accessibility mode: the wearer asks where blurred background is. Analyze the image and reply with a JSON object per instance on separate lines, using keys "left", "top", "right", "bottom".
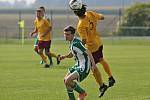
{"left": 0, "top": 0, "right": 150, "bottom": 43}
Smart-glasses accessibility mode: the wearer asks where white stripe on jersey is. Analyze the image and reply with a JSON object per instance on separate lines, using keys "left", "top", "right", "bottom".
{"left": 71, "top": 39, "right": 90, "bottom": 73}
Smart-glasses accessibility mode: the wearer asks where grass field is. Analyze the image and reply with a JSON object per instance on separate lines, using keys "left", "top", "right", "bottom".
{"left": 0, "top": 38, "right": 150, "bottom": 100}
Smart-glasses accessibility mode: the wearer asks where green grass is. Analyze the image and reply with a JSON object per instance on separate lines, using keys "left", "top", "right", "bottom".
{"left": 0, "top": 38, "right": 150, "bottom": 100}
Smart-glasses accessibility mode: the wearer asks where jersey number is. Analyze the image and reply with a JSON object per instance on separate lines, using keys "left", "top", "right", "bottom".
{"left": 89, "top": 20, "right": 94, "bottom": 30}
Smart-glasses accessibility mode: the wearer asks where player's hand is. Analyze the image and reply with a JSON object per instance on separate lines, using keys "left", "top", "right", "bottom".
{"left": 41, "top": 33, "right": 47, "bottom": 37}
{"left": 30, "top": 32, "right": 34, "bottom": 37}
{"left": 41, "top": 34, "right": 45, "bottom": 37}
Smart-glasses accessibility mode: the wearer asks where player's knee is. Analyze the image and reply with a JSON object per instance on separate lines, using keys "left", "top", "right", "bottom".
{"left": 34, "top": 47, "right": 38, "bottom": 52}
{"left": 99, "top": 58, "right": 104, "bottom": 63}
{"left": 64, "top": 78, "right": 70, "bottom": 86}
{"left": 45, "top": 51, "right": 49, "bottom": 56}
{"left": 38, "top": 51, "right": 43, "bottom": 55}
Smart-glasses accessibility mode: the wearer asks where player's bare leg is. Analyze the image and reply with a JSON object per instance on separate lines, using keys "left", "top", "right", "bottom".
{"left": 100, "top": 58, "right": 116, "bottom": 87}
{"left": 91, "top": 67, "right": 108, "bottom": 97}
{"left": 39, "top": 49, "right": 49, "bottom": 68}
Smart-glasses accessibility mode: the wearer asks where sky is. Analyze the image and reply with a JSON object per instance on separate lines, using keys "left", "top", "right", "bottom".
{"left": 0, "top": 0, "right": 36, "bottom": 5}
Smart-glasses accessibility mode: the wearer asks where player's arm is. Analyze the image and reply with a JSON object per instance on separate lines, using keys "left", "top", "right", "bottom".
{"left": 59, "top": 51, "right": 73, "bottom": 60}
{"left": 81, "top": 27, "right": 89, "bottom": 45}
{"left": 30, "top": 27, "right": 38, "bottom": 37}
{"left": 46, "top": 18, "right": 52, "bottom": 32}
{"left": 85, "top": 49, "right": 97, "bottom": 71}
{"left": 78, "top": 27, "right": 88, "bottom": 45}
{"left": 99, "top": 14, "right": 104, "bottom": 20}
{"left": 97, "top": 13, "right": 104, "bottom": 20}
{"left": 92, "top": 11, "right": 104, "bottom": 20}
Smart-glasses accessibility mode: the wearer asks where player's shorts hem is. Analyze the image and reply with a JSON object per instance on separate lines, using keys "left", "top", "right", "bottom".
{"left": 74, "top": 71, "right": 80, "bottom": 82}
{"left": 34, "top": 45, "right": 38, "bottom": 47}
{"left": 92, "top": 45, "right": 103, "bottom": 64}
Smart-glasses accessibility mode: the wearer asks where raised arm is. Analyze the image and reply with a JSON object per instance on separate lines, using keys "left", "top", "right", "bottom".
{"left": 59, "top": 51, "right": 73, "bottom": 61}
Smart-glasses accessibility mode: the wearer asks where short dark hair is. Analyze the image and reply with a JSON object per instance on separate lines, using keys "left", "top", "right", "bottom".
{"left": 64, "top": 25, "right": 76, "bottom": 34}
{"left": 73, "top": 5, "right": 86, "bottom": 17}
{"left": 39, "top": 6, "right": 45, "bottom": 12}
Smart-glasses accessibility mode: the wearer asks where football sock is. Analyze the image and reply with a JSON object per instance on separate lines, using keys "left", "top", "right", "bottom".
{"left": 40, "top": 54, "right": 48, "bottom": 64}
{"left": 47, "top": 54, "right": 53, "bottom": 64}
{"left": 67, "top": 90, "right": 75, "bottom": 100}
{"left": 73, "top": 82, "right": 85, "bottom": 94}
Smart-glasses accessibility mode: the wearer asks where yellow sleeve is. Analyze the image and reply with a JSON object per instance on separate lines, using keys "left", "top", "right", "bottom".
{"left": 90, "top": 11, "right": 104, "bottom": 20}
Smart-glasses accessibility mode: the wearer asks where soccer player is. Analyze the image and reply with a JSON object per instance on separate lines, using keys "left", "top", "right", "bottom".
{"left": 69, "top": 0, "right": 116, "bottom": 97}
{"left": 30, "top": 7, "right": 52, "bottom": 66}
{"left": 39, "top": 6, "right": 61, "bottom": 65}
{"left": 59, "top": 25, "right": 96, "bottom": 100}
{"left": 30, "top": 8, "right": 53, "bottom": 68}
{"left": 30, "top": 7, "right": 60, "bottom": 66}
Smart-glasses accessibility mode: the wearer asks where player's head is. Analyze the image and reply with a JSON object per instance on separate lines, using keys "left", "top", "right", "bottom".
{"left": 69, "top": 0, "right": 86, "bottom": 17}
{"left": 64, "top": 25, "right": 76, "bottom": 41}
{"left": 39, "top": 6, "right": 45, "bottom": 17}
{"left": 73, "top": 5, "right": 86, "bottom": 17}
{"left": 39, "top": 6, "right": 45, "bottom": 12}
{"left": 36, "top": 8, "right": 42, "bottom": 19}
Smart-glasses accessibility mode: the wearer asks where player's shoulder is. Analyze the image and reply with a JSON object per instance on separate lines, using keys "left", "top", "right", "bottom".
{"left": 73, "top": 38, "right": 82, "bottom": 46}
{"left": 34, "top": 18, "right": 38, "bottom": 24}
{"left": 86, "top": 11, "right": 94, "bottom": 14}
{"left": 74, "top": 38, "right": 81, "bottom": 42}
{"left": 44, "top": 16, "right": 50, "bottom": 22}
{"left": 86, "top": 11, "right": 98, "bottom": 16}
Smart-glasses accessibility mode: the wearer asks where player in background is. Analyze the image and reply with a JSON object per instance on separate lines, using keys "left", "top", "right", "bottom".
{"left": 69, "top": 0, "right": 116, "bottom": 97}
{"left": 39, "top": 6, "right": 60, "bottom": 65}
{"left": 59, "top": 25, "right": 97, "bottom": 100}
{"left": 30, "top": 8, "right": 52, "bottom": 68}
{"left": 31, "top": 7, "right": 60, "bottom": 66}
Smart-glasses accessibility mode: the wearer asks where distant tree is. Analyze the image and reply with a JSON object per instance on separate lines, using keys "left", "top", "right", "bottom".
{"left": 116, "top": 3, "right": 150, "bottom": 36}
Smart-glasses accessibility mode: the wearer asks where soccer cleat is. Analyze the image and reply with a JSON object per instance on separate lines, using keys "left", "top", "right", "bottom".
{"left": 108, "top": 76, "right": 116, "bottom": 87}
{"left": 78, "top": 92, "right": 87, "bottom": 100}
{"left": 99, "top": 84, "right": 108, "bottom": 97}
{"left": 57, "top": 55, "right": 61, "bottom": 65}
{"left": 40, "top": 60, "right": 44, "bottom": 65}
{"left": 44, "top": 64, "right": 49, "bottom": 68}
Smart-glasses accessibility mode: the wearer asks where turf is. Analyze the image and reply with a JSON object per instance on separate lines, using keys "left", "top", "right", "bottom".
{"left": 0, "top": 38, "right": 150, "bottom": 100}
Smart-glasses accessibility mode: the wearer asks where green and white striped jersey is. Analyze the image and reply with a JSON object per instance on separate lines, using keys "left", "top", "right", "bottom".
{"left": 70, "top": 38, "right": 91, "bottom": 73}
